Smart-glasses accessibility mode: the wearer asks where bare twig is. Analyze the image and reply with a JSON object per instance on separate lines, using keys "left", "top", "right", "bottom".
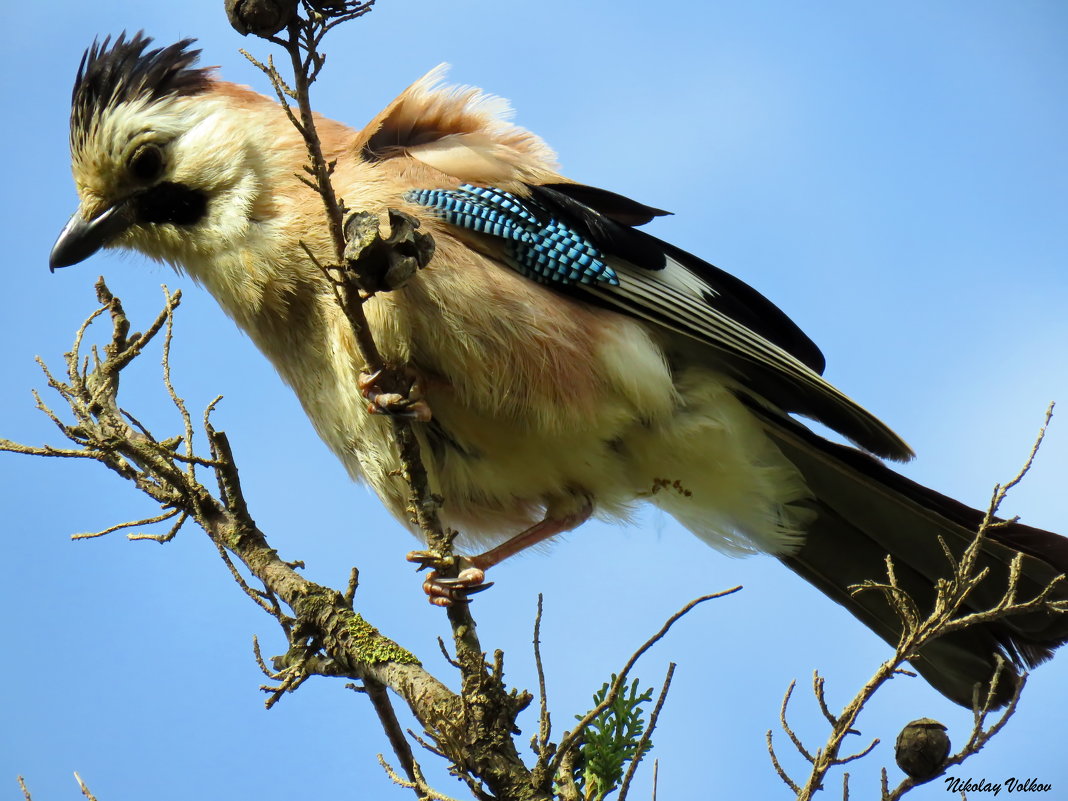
{"left": 71, "top": 509, "right": 180, "bottom": 541}
{"left": 548, "top": 588, "right": 741, "bottom": 781}
{"left": 984, "top": 403, "right": 1054, "bottom": 520}
{"left": 436, "top": 636, "right": 460, "bottom": 669}
{"left": 74, "top": 772, "right": 98, "bottom": 801}
{"left": 213, "top": 540, "right": 281, "bottom": 617}
{"left": 343, "top": 566, "right": 360, "bottom": 608}
{"left": 364, "top": 678, "right": 425, "bottom": 798}
{"left": 813, "top": 671, "right": 838, "bottom": 728}
{"left": 127, "top": 509, "right": 189, "bottom": 542}
{"left": 617, "top": 662, "right": 676, "bottom": 801}
{"left": 779, "top": 681, "right": 815, "bottom": 764}
{"left": 377, "top": 755, "right": 467, "bottom": 801}
{"left": 767, "top": 729, "right": 802, "bottom": 795}
{"left": 533, "top": 593, "right": 551, "bottom": 758}
{"left": 252, "top": 635, "right": 282, "bottom": 680}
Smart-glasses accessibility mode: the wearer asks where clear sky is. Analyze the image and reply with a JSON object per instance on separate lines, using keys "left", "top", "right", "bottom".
{"left": 3, "top": 2, "right": 1067, "bottom": 799}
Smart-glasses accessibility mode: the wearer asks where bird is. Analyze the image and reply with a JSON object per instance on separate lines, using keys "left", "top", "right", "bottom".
{"left": 50, "top": 32, "right": 1068, "bottom": 707}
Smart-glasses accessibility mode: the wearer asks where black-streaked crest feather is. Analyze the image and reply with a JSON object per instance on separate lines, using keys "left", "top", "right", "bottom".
{"left": 71, "top": 32, "right": 211, "bottom": 142}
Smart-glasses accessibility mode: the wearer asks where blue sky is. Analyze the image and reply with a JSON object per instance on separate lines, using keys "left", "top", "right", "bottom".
{"left": 2, "top": 2, "right": 1067, "bottom": 799}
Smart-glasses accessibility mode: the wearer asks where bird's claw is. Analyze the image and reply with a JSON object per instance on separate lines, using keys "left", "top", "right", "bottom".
{"left": 430, "top": 573, "right": 494, "bottom": 589}
{"left": 423, "top": 570, "right": 493, "bottom": 607}
{"left": 406, "top": 550, "right": 493, "bottom": 606}
{"left": 367, "top": 393, "right": 432, "bottom": 420}
{"left": 359, "top": 367, "right": 432, "bottom": 421}
{"left": 406, "top": 549, "right": 449, "bottom": 571}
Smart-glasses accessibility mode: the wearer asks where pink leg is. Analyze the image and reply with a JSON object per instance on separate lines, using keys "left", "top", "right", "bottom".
{"left": 407, "top": 498, "right": 593, "bottom": 606}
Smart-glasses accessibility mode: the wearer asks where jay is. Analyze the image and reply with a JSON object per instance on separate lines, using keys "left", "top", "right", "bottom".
{"left": 50, "top": 33, "right": 1068, "bottom": 707}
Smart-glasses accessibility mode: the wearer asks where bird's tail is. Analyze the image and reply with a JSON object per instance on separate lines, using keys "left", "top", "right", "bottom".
{"left": 757, "top": 409, "right": 1068, "bottom": 707}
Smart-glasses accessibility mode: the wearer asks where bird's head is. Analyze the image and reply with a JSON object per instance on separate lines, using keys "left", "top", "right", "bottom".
{"left": 50, "top": 32, "right": 280, "bottom": 274}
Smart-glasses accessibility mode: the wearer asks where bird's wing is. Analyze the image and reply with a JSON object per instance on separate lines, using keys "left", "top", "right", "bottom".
{"left": 357, "top": 70, "right": 913, "bottom": 461}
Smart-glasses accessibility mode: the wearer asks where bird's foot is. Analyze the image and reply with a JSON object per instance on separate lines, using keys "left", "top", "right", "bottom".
{"left": 406, "top": 550, "right": 494, "bottom": 607}
{"left": 407, "top": 497, "right": 593, "bottom": 607}
{"left": 343, "top": 209, "right": 435, "bottom": 294}
{"left": 358, "top": 365, "right": 432, "bottom": 421}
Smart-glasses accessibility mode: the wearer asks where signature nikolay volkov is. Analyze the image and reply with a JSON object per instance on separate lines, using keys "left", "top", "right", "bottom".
{"left": 944, "top": 776, "right": 1052, "bottom": 794}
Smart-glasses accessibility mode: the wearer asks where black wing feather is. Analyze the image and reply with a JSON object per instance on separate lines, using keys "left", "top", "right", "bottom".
{"left": 525, "top": 181, "right": 912, "bottom": 461}
{"left": 529, "top": 184, "right": 827, "bottom": 374}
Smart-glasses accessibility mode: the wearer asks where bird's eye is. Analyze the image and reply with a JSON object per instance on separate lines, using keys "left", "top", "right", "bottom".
{"left": 129, "top": 143, "right": 165, "bottom": 183}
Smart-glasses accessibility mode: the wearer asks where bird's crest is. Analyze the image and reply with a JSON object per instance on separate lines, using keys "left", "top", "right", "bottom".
{"left": 71, "top": 32, "right": 212, "bottom": 147}
{"left": 357, "top": 65, "right": 559, "bottom": 185}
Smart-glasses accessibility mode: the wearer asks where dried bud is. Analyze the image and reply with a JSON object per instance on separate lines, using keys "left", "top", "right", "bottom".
{"left": 895, "top": 718, "right": 950, "bottom": 780}
{"left": 342, "top": 209, "right": 435, "bottom": 294}
{"left": 225, "top": 0, "right": 297, "bottom": 37}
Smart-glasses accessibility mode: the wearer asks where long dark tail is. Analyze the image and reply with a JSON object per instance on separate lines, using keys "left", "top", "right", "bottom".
{"left": 758, "top": 411, "right": 1068, "bottom": 707}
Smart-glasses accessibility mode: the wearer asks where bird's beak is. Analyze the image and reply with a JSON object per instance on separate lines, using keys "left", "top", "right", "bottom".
{"left": 49, "top": 199, "right": 137, "bottom": 272}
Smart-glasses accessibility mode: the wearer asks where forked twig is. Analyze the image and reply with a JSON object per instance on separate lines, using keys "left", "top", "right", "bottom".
{"left": 768, "top": 405, "right": 1062, "bottom": 800}
{"left": 548, "top": 588, "right": 741, "bottom": 780}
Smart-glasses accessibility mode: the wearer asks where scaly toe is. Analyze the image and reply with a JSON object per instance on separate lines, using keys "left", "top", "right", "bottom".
{"left": 420, "top": 565, "right": 491, "bottom": 606}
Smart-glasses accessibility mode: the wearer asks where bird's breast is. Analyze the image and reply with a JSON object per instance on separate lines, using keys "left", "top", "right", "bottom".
{"left": 234, "top": 235, "right": 677, "bottom": 546}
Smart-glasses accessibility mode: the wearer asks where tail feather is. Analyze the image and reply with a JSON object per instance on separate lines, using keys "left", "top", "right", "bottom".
{"left": 754, "top": 408, "right": 1068, "bottom": 707}
{"left": 782, "top": 502, "right": 1024, "bottom": 705}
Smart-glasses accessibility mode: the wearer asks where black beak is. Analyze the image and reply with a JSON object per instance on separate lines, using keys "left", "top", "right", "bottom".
{"left": 49, "top": 199, "right": 137, "bottom": 272}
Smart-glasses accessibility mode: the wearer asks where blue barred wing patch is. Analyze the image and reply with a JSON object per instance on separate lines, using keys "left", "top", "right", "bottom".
{"left": 406, "top": 184, "right": 619, "bottom": 286}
